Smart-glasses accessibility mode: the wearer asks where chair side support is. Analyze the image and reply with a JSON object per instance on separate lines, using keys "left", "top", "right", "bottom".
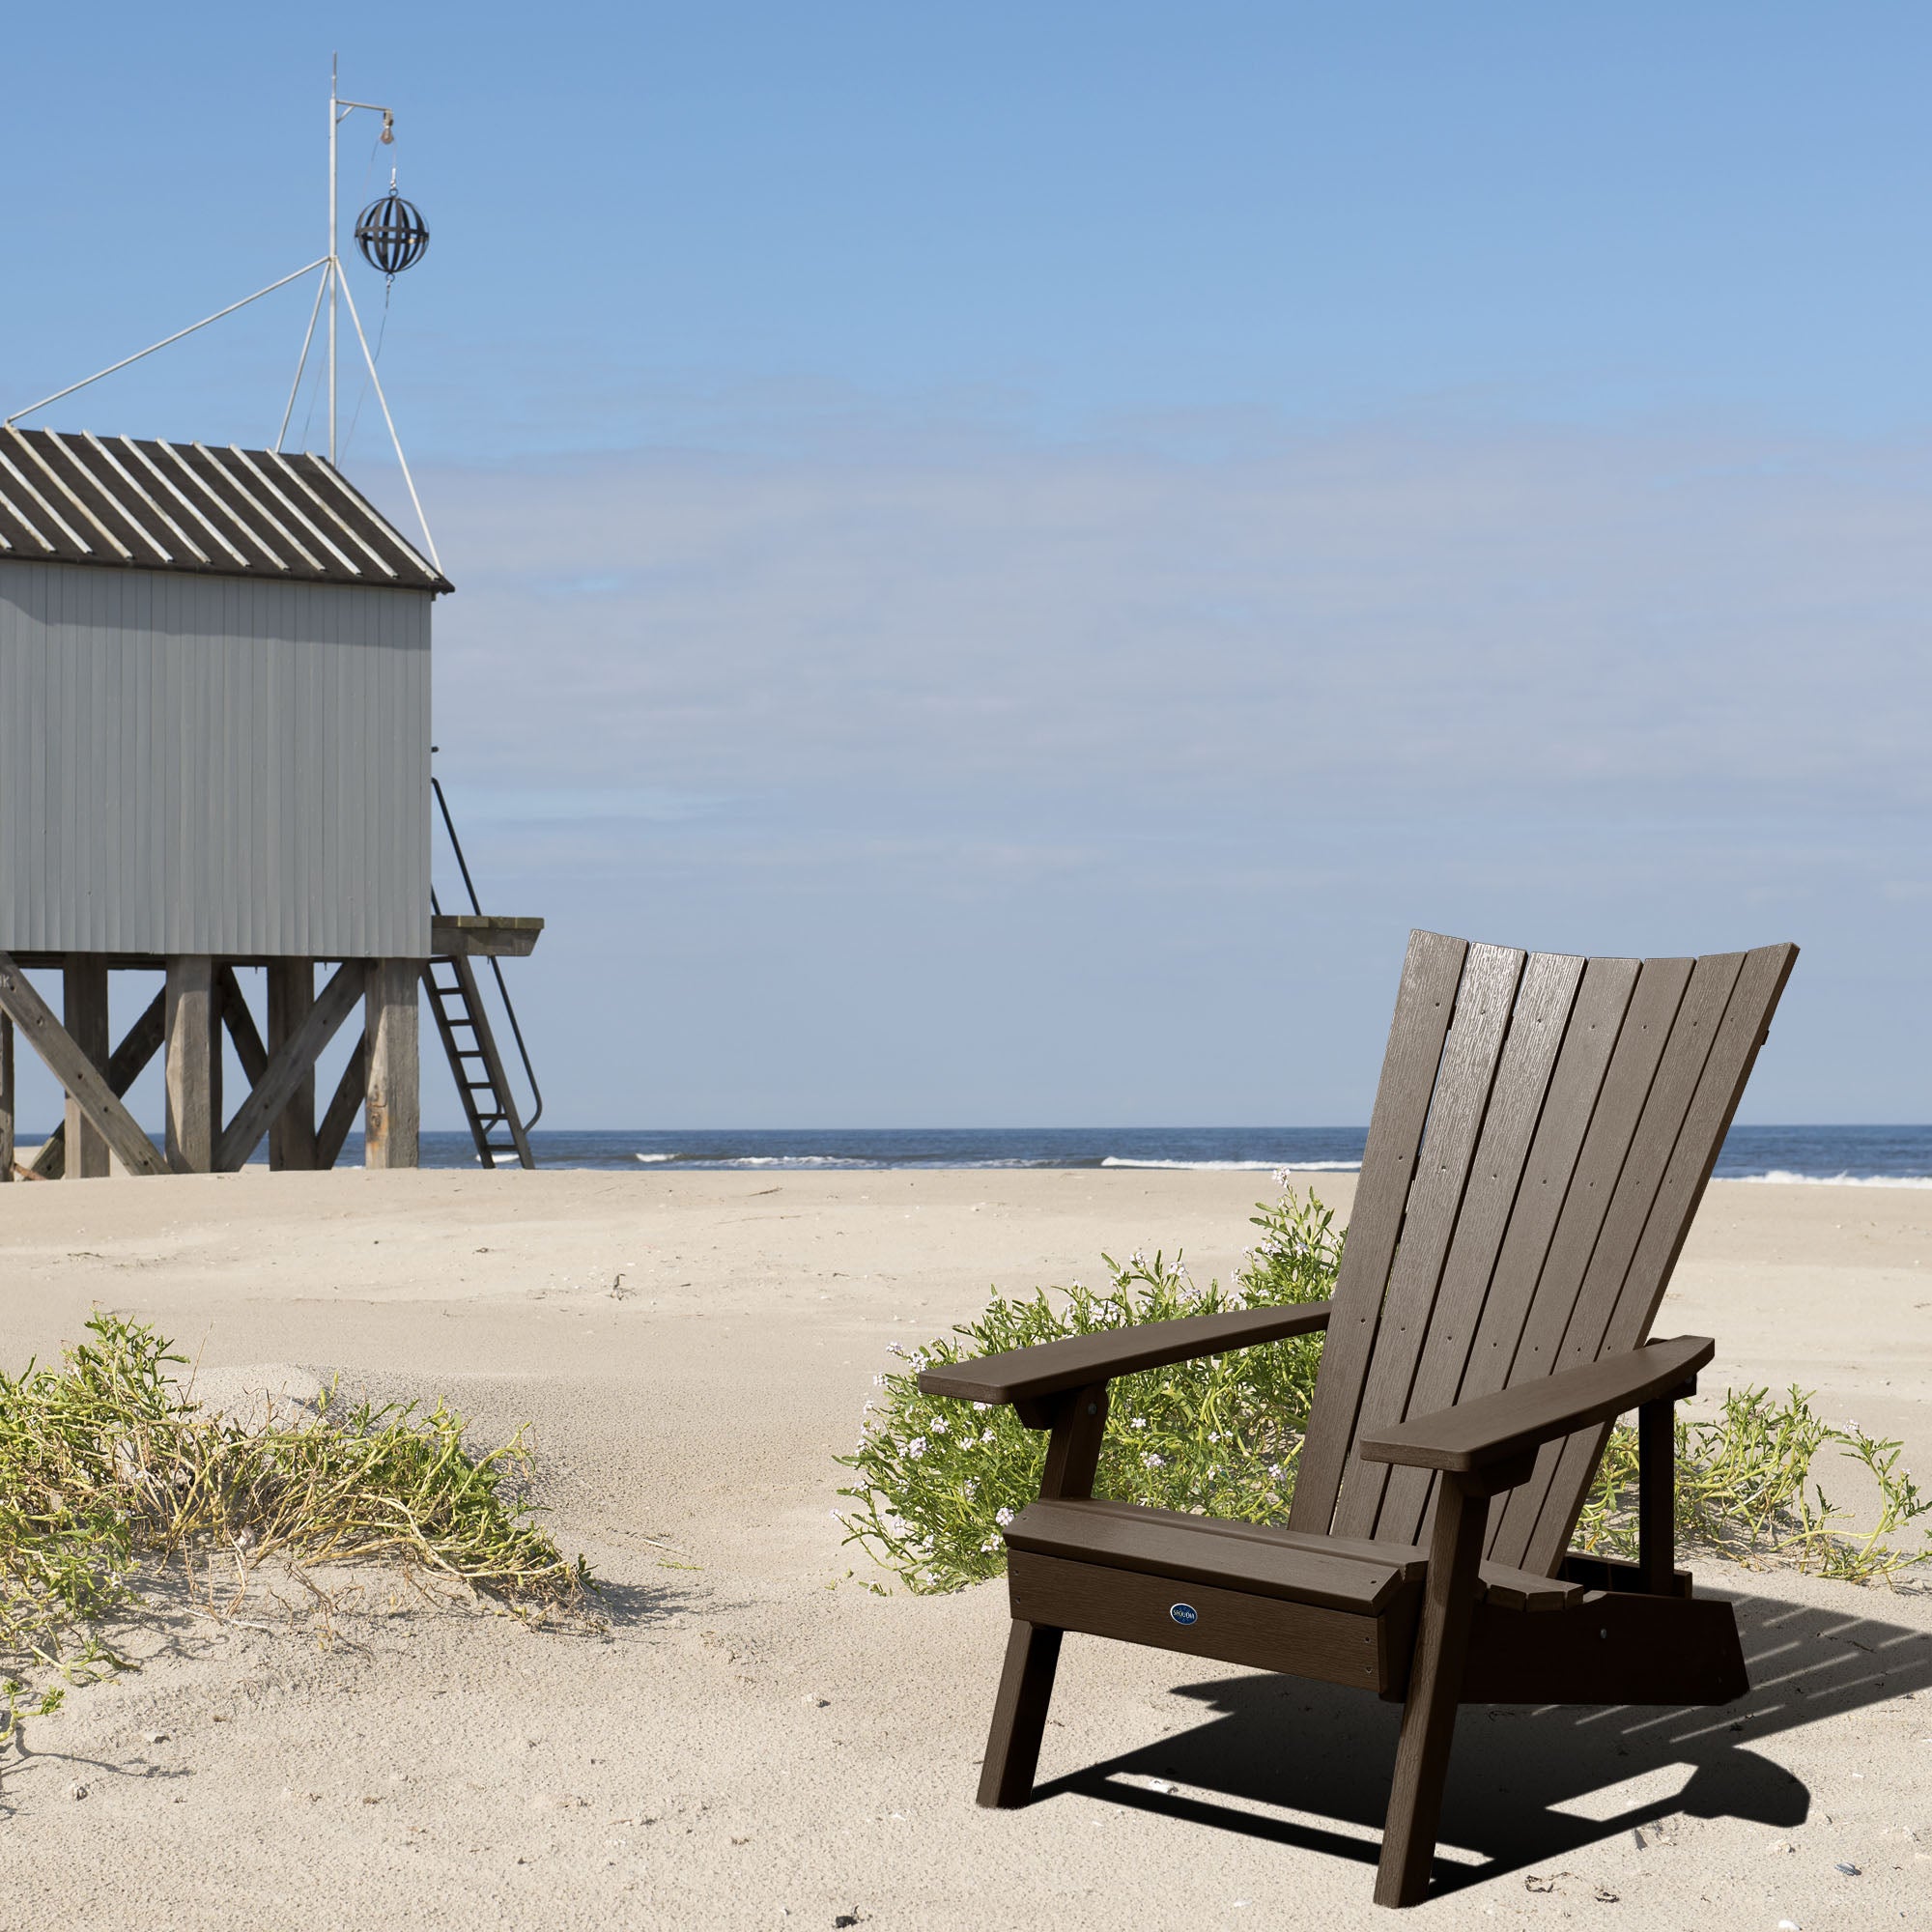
{"left": 1638, "top": 1391, "right": 1677, "bottom": 1596}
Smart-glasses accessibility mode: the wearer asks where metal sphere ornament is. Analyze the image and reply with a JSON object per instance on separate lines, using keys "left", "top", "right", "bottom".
{"left": 354, "top": 185, "right": 430, "bottom": 276}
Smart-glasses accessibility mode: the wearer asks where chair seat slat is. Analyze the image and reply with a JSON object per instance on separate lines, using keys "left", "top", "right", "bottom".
{"left": 1005, "top": 1497, "right": 1586, "bottom": 1616}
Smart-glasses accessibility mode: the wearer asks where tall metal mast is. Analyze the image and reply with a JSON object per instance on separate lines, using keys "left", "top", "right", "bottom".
{"left": 329, "top": 56, "right": 338, "bottom": 464}
{"left": 328, "top": 54, "right": 396, "bottom": 466}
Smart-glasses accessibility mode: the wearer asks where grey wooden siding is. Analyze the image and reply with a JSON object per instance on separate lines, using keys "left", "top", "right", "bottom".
{"left": 0, "top": 561, "right": 431, "bottom": 957}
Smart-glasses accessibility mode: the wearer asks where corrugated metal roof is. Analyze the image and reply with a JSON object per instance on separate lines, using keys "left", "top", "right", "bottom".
{"left": 0, "top": 427, "right": 452, "bottom": 593}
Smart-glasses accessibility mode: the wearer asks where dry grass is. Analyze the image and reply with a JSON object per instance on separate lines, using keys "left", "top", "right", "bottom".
{"left": 1, "top": 1312, "right": 595, "bottom": 1735}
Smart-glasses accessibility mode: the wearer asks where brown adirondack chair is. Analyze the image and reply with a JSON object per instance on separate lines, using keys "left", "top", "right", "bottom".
{"left": 918, "top": 931, "right": 1797, "bottom": 1908}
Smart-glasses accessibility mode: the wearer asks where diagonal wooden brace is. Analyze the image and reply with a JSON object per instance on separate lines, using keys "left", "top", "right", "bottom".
{"left": 31, "top": 988, "right": 167, "bottom": 1179}
{"left": 316, "top": 1034, "right": 367, "bottom": 1171}
{"left": 0, "top": 951, "right": 167, "bottom": 1177}
{"left": 216, "top": 965, "right": 270, "bottom": 1085}
{"left": 215, "top": 962, "right": 364, "bottom": 1173}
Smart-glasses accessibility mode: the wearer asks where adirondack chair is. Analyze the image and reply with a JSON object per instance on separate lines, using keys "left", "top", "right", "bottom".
{"left": 918, "top": 932, "right": 1797, "bottom": 1907}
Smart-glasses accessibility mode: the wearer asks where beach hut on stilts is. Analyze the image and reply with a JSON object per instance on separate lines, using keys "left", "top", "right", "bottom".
{"left": 0, "top": 64, "right": 543, "bottom": 1182}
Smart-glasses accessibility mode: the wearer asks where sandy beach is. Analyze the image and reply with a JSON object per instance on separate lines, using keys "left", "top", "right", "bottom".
{"left": 2, "top": 1166, "right": 1929, "bottom": 1929}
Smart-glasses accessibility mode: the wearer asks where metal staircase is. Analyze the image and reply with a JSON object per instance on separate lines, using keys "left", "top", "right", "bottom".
{"left": 427, "top": 778, "right": 543, "bottom": 1169}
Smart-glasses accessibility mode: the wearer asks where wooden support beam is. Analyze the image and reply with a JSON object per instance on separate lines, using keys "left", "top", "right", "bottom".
{"left": 0, "top": 1011, "right": 13, "bottom": 1181}
{"left": 63, "top": 954, "right": 111, "bottom": 1178}
{"left": 31, "top": 987, "right": 166, "bottom": 1180}
{"left": 165, "top": 957, "right": 219, "bottom": 1174}
{"left": 364, "top": 959, "right": 421, "bottom": 1170}
{"left": 216, "top": 963, "right": 363, "bottom": 1174}
{"left": 0, "top": 952, "right": 166, "bottom": 1178}
{"left": 316, "top": 1034, "right": 367, "bottom": 1171}
{"left": 265, "top": 960, "right": 318, "bottom": 1171}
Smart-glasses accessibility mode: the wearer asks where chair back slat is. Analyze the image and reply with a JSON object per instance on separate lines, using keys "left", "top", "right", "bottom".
{"left": 1484, "top": 950, "right": 1745, "bottom": 1566}
{"left": 1291, "top": 930, "right": 1796, "bottom": 1575}
{"left": 1451, "top": 955, "right": 1641, "bottom": 1418}
{"left": 1367, "top": 949, "right": 1585, "bottom": 1548}
{"left": 1328, "top": 942, "right": 1526, "bottom": 1540}
{"left": 1287, "top": 929, "right": 1468, "bottom": 1533}
{"left": 1511, "top": 941, "right": 1798, "bottom": 1573}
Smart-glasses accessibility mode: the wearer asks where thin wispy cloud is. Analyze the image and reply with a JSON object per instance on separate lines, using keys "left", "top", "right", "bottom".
{"left": 395, "top": 413, "right": 1930, "bottom": 1126}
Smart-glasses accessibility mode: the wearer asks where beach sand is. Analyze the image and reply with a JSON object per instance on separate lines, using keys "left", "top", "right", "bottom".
{"left": 1, "top": 1167, "right": 1928, "bottom": 1929}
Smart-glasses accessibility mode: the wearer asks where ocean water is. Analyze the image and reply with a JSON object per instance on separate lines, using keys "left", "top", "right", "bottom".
{"left": 390, "top": 1123, "right": 1932, "bottom": 1186}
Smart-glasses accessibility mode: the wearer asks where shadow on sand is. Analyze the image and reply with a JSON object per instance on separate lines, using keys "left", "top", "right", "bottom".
{"left": 1032, "top": 1587, "right": 1932, "bottom": 1893}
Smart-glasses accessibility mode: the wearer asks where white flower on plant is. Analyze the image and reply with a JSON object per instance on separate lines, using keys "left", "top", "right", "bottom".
{"left": 1131, "top": 1418, "right": 1148, "bottom": 1431}
{"left": 995, "top": 1507, "right": 1015, "bottom": 1527}
{"left": 980, "top": 1430, "right": 996, "bottom": 1446}
{"left": 963, "top": 1480, "right": 978, "bottom": 1498}
{"left": 931, "top": 1416, "right": 950, "bottom": 1435}
{"left": 1143, "top": 1453, "right": 1166, "bottom": 1469}
{"left": 973, "top": 1402, "right": 990, "bottom": 1412}
{"left": 906, "top": 1436, "right": 926, "bottom": 1460}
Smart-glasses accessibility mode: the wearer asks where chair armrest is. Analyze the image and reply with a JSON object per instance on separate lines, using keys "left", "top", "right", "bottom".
{"left": 916, "top": 1303, "right": 1334, "bottom": 1411}
{"left": 1357, "top": 1334, "right": 1714, "bottom": 1475}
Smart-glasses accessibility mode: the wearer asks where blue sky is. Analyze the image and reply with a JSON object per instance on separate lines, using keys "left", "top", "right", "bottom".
{"left": 3, "top": 5, "right": 1928, "bottom": 1126}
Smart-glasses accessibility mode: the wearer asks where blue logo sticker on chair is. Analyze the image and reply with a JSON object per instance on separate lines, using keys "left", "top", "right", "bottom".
{"left": 1169, "top": 1603, "right": 1199, "bottom": 1626}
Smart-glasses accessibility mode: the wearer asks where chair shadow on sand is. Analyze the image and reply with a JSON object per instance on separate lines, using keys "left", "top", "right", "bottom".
{"left": 1036, "top": 1585, "right": 1932, "bottom": 1893}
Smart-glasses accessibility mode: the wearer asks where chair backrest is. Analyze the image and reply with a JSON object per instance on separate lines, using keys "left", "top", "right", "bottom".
{"left": 1287, "top": 931, "right": 1796, "bottom": 1575}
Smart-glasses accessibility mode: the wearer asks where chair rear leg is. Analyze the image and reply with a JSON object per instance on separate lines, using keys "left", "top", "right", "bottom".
{"left": 1376, "top": 1474, "right": 1491, "bottom": 1908}
{"left": 978, "top": 1620, "right": 1064, "bottom": 1807}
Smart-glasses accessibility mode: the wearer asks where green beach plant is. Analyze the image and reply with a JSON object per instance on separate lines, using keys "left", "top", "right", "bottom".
{"left": 837, "top": 1183, "right": 1339, "bottom": 1592}
{"left": 0, "top": 1312, "right": 595, "bottom": 1715}
{"left": 838, "top": 1182, "right": 1932, "bottom": 1592}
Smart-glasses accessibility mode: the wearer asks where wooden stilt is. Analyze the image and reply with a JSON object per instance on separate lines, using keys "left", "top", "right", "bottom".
{"left": 266, "top": 959, "right": 318, "bottom": 1170}
{"left": 0, "top": 1011, "right": 14, "bottom": 1181}
{"left": 364, "top": 959, "right": 421, "bottom": 1169}
{"left": 63, "top": 954, "right": 111, "bottom": 1179}
{"left": 1375, "top": 1474, "right": 1492, "bottom": 1908}
{"left": 165, "top": 956, "right": 219, "bottom": 1174}
{"left": 31, "top": 987, "right": 166, "bottom": 1180}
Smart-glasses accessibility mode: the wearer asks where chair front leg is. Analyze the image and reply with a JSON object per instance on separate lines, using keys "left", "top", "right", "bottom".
{"left": 977, "top": 1381, "right": 1110, "bottom": 1808}
{"left": 1375, "top": 1470, "right": 1495, "bottom": 1908}
{"left": 978, "top": 1620, "right": 1064, "bottom": 1806}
